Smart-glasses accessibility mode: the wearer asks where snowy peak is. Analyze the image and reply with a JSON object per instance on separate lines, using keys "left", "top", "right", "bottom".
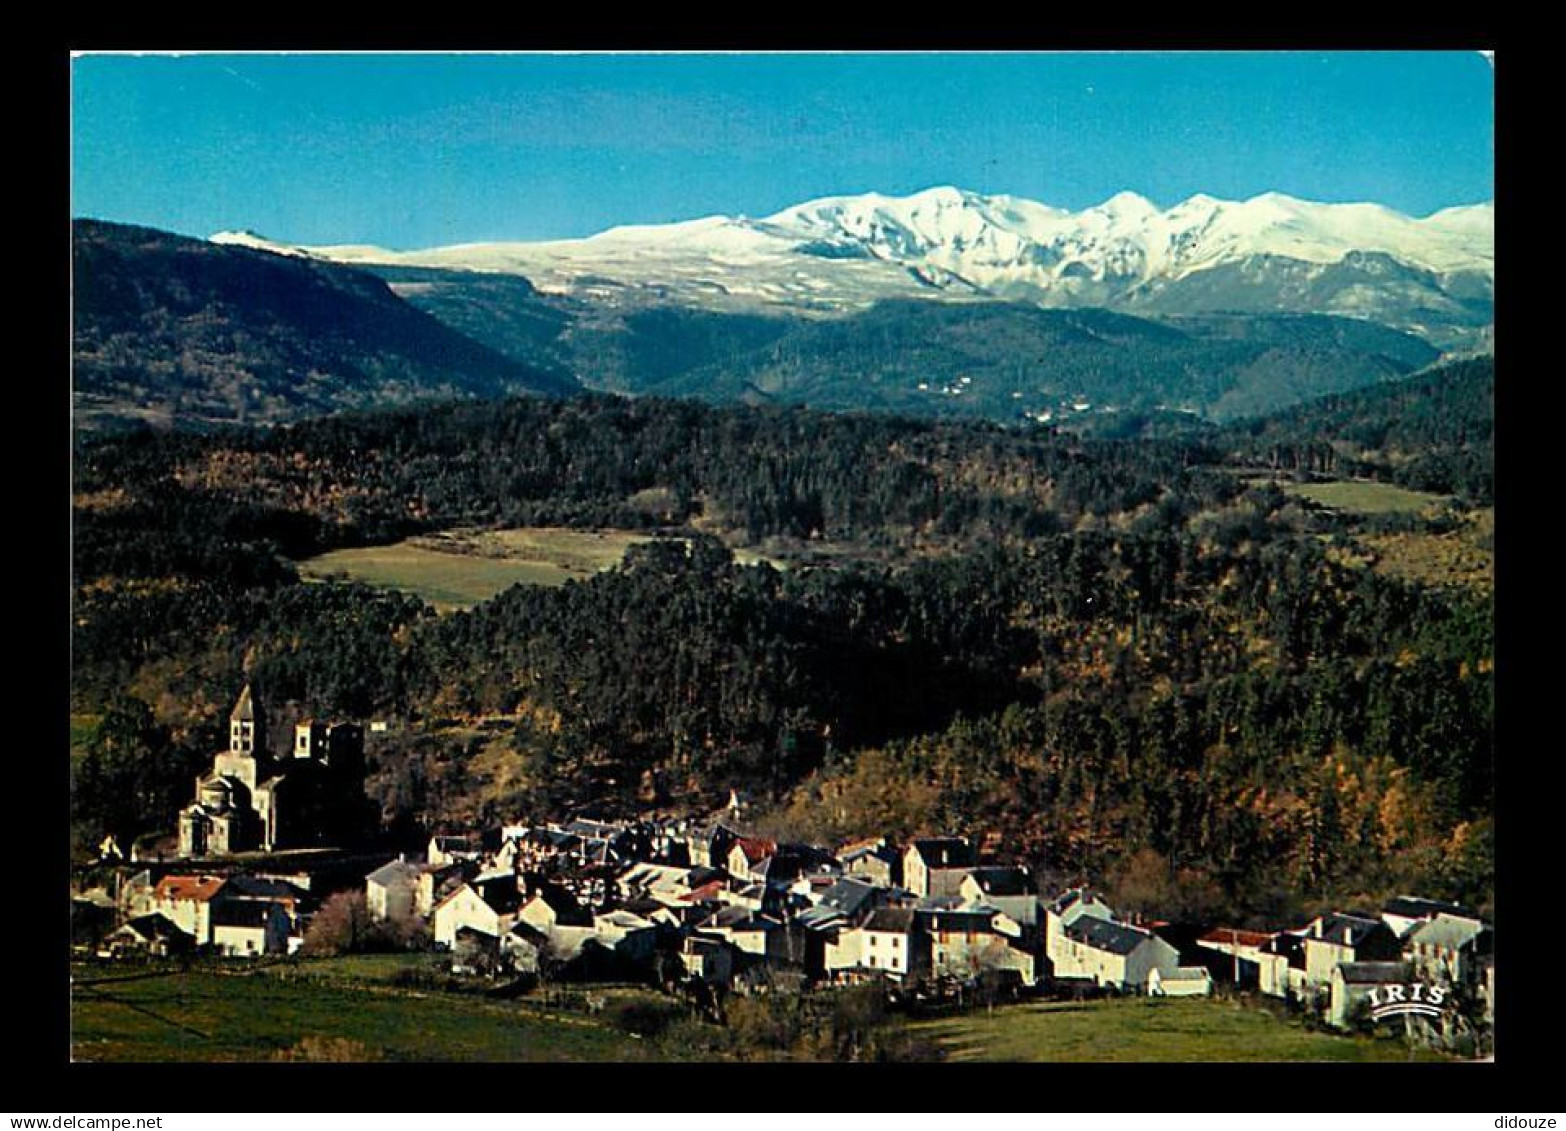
{"left": 207, "top": 187, "right": 1492, "bottom": 347}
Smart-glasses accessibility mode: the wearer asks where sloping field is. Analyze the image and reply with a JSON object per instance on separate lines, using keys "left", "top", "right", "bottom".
{"left": 1277, "top": 479, "right": 1448, "bottom": 515}
{"left": 295, "top": 527, "right": 660, "bottom": 611}
{"left": 908, "top": 997, "right": 1444, "bottom": 1062}
{"left": 70, "top": 961, "right": 653, "bottom": 1062}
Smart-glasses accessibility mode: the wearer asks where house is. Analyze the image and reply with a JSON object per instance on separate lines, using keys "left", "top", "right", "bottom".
{"left": 432, "top": 874, "right": 526, "bottom": 948}
{"left": 220, "top": 874, "right": 305, "bottom": 929}
{"left": 679, "top": 935, "right": 735, "bottom": 985}
{"left": 593, "top": 909, "right": 659, "bottom": 963}
{"left": 917, "top": 906, "right": 1037, "bottom": 986}
{"left": 418, "top": 861, "right": 477, "bottom": 918}
{"left": 1382, "top": 896, "right": 1480, "bottom": 940}
{"left": 1052, "top": 916, "right": 1181, "bottom": 992}
{"left": 1148, "top": 965, "right": 1214, "bottom": 997}
{"left": 516, "top": 882, "right": 597, "bottom": 961}
{"left": 1405, "top": 913, "right": 1493, "bottom": 988}
{"left": 102, "top": 913, "right": 194, "bottom": 959}
{"left": 838, "top": 839, "right": 900, "bottom": 887}
{"left": 960, "top": 867, "right": 1042, "bottom": 932}
{"left": 1044, "top": 888, "right": 1116, "bottom": 976}
{"left": 150, "top": 874, "right": 228, "bottom": 945}
{"left": 365, "top": 855, "right": 424, "bottom": 922}
{"left": 428, "top": 833, "right": 484, "bottom": 869}
{"left": 689, "top": 823, "right": 743, "bottom": 870}
{"left": 726, "top": 837, "right": 778, "bottom": 884}
{"left": 1302, "top": 912, "right": 1402, "bottom": 987}
{"left": 1196, "top": 927, "right": 1276, "bottom": 989}
{"left": 210, "top": 899, "right": 291, "bottom": 957}
{"left": 1255, "top": 931, "right": 1309, "bottom": 1000}
{"left": 902, "top": 838, "right": 977, "bottom": 898}
{"left": 1329, "top": 961, "right": 1412, "bottom": 1028}
{"left": 845, "top": 907, "right": 927, "bottom": 981}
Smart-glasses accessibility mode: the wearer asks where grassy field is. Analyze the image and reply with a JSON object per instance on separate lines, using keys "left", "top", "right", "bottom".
{"left": 1272, "top": 479, "right": 1449, "bottom": 515}
{"left": 295, "top": 527, "right": 661, "bottom": 611}
{"left": 908, "top": 996, "right": 1445, "bottom": 1062}
{"left": 296, "top": 526, "right": 786, "bottom": 612}
{"left": 73, "top": 960, "right": 1447, "bottom": 1063}
{"left": 70, "top": 958, "right": 659, "bottom": 1062}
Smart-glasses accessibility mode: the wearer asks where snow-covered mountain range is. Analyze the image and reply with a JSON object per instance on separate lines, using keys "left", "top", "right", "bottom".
{"left": 214, "top": 187, "right": 1494, "bottom": 347}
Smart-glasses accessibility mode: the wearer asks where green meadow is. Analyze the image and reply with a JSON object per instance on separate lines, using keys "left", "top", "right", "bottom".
{"left": 295, "top": 527, "right": 661, "bottom": 611}
{"left": 908, "top": 996, "right": 1444, "bottom": 1062}
{"left": 70, "top": 959, "right": 657, "bottom": 1063}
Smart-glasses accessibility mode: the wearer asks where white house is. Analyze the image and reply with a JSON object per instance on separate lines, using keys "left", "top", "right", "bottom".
{"left": 432, "top": 876, "right": 525, "bottom": 948}
{"left": 365, "top": 856, "right": 423, "bottom": 922}
{"left": 1148, "top": 965, "right": 1214, "bottom": 997}
{"left": 210, "top": 899, "right": 290, "bottom": 957}
{"left": 1052, "top": 915, "right": 1181, "bottom": 991}
{"left": 902, "top": 838, "right": 977, "bottom": 898}
{"left": 150, "top": 874, "right": 228, "bottom": 945}
{"left": 1044, "top": 888, "right": 1115, "bottom": 976}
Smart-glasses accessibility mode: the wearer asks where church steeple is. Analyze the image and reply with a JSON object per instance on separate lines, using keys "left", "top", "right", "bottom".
{"left": 229, "top": 682, "right": 262, "bottom": 755}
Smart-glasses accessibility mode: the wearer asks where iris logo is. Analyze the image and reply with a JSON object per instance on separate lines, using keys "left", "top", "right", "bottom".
{"left": 1366, "top": 982, "right": 1447, "bottom": 1022}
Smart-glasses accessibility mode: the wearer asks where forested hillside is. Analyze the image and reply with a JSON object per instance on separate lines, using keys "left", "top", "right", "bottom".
{"left": 375, "top": 267, "right": 1442, "bottom": 422}
{"left": 72, "top": 221, "right": 579, "bottom": 431}
{"left": 71, "top": 375, "right": 1493, "bottom": 923}
{"left": 1222, "top": 356, "right": 1493, "bottom": 503}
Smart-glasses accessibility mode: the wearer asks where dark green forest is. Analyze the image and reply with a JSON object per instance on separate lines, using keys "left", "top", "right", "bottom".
{"left": 71, "top": 359, "right": 1494, "bottom": 924}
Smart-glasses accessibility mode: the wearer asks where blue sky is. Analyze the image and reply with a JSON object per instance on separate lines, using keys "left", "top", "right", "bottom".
{"left": 71, "top": 52, "right": 1494, "bottom": 249}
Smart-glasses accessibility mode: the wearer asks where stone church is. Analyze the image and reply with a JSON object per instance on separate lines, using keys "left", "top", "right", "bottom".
{"left": 177, "top": 683, "right": 370, "bottom": 857}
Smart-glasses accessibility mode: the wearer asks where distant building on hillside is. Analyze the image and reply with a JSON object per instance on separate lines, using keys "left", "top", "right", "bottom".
{"left": 177, "top": 682, "right": 370, "bottom": 857}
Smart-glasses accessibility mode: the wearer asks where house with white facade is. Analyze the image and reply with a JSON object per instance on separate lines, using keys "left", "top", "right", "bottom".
{"left": 903, "top": 838, "right": 977, "bottom": 898}
{"left": 1052, "top": 915, "right": 1181, "bottom": 992}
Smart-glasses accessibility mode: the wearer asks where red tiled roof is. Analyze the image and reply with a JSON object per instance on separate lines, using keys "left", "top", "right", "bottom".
{"left": 732, "top": 837, "right": 777, "bottom": 865}
{"left": 1198, "top": 927, "right": 1275, "bottom": 948}
{"left": 153, "top": 874, "right": 227, "bottom": 904}
{"left": 679, "top": 880, "right": 726, "bottom": 903}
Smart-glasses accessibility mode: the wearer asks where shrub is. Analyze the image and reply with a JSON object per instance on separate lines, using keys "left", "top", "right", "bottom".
{"left": 606, "top": 996, "right": 685, "bottom": 1039}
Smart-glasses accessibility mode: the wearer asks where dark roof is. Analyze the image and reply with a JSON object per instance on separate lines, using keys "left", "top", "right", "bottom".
{"left": 863, "top": 907, "right": 917, "bottom": 933}
{"left": 821, "top": 878, "right": 881, "bottom": 918}
{"left": 1313, "top": 912, "right": 1387, "bottom": 947}
{"left": 917, "top": 907, "right": 998, "bottom": 933}
{"left": 224, "top": 874, "right": 302, "bottom": 901}
{"left": 115, "top": 913, "right": 191, "bottom": 943}
{"left": 211, "top": 900, "right": 282, "bottom": 929}
{"left": 1384, "top": 896, "right": 1478, "bottom": 921}
{"left": 907, "top": 838, "right": 976, "bottom": 869}
{"left": 965, "top": 866, "right": 1032, "bottom": 897}
{"left": 528, "top": 883, "right": 592, "bottom": 927}
{"left": 1063, "top": 916, "right": 1154, "bottom": 956}
{"left": 1047, "top": 887, "right": 1106, "bottom": 915}
{"left": 840, "top": 841, "right": 897, "bottom": 865}
{"left": 366, "top": 858, "right": 423, "bottom": 887}
{"left": 473, "top": 874, "right": 526, "bottom": 915}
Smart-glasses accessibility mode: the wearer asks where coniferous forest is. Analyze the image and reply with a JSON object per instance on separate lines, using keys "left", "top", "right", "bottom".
{"left": 71, "top": 358, "right": 1494, "bottom": 926}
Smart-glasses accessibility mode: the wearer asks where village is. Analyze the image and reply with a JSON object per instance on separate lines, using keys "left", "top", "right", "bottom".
{"left": 70, "top": 686, "right": 1496, "bottom": 1047}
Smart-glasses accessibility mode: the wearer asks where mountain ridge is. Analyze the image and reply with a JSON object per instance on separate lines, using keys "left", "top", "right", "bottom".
{"left": 211, "top": 186, "right": 1493, "bottom": 349}
{"left": 73, "top": 219, "right": 580, "bottom": 430}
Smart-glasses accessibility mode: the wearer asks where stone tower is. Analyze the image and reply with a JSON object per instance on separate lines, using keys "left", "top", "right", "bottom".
{"left": 229, "top": 682, "right": 263, "bottom": 755}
